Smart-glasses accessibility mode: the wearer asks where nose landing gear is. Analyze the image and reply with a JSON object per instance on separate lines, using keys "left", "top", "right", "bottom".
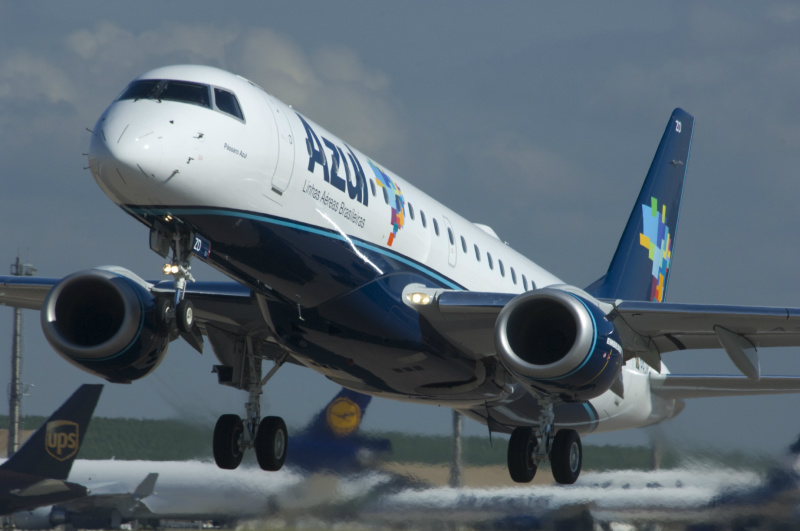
{"left": 151, "top": 224, "right": 204, "bottom": 353}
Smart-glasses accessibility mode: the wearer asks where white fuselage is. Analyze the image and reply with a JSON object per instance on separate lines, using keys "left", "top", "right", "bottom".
{"left": 88, "top": 65, "right": 681, "bottom": 435}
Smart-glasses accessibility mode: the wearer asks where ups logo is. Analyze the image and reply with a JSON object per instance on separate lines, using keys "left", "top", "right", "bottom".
{"left": 326, "top": 398, "right": 361, "bottom": 437}
{"left": 45, "top": 420, "right": 80, "bottom": 461}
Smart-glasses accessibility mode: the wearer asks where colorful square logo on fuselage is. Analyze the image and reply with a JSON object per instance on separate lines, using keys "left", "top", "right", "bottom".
{"left": 368, "top": 161, "right": 405, "bottom": 246}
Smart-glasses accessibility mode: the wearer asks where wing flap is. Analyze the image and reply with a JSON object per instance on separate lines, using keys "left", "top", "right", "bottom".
{"left": 653, "top": 375, "right": 800, "bottom": 399}
{"left": 613, "top": 301, "right": 800, "bottom": 353}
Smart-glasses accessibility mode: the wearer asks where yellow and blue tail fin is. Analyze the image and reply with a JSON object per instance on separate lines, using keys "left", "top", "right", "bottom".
{"left": 587, "top": 108, "right": 694, "bottom": 302}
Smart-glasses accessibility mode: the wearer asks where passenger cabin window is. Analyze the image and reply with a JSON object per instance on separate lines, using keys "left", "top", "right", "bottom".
{"left": 460, "top": 236, "right": 467, "bottom": 254}
{"left": 447, "top": 227, "right": 454, "bottom": 245}
{"left": 408, "top": 202, "right": 415, "bottom": 220}
{"left": 421, "top": 211, "right": 427, "bottom": 228}
{"left": 511, "top": 267, "right": 517, "bottom": 284}
{"left": 382, "top": 187, "right": 389, "bottom": 205}
{"left": 487, "top": 252, "right": 494, "bottom": 270}
{"left": 522, "top": 274, "right": 528, "bottom": 291}
{"left": 370, "top": 180, "right": 377, "bottom": 197}
{"left": 214, "top": 88, "right": 244, "bottom": 121}
{"left": 118, "top": 79, "right": 211, "bottom": 109}
{"left": 499, "top": 260, "right": 505, "bottom": 277}
{"left": 433, "top": 218, "right": 440, "bottom": 236}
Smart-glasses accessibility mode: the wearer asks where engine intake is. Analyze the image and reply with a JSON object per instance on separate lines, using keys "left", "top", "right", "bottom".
{"left": 495, "top": 288, "right": 622, "bottom": 401}
{"left": 41, "top": 268, "right": 170, "bottom": 383}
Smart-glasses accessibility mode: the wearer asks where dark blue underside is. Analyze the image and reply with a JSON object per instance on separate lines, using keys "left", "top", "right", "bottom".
{"left": 126, "top": 205, "right": 600, "bottom": 432}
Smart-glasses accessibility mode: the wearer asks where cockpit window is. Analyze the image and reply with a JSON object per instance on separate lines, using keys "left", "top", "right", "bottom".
{"left": 118, "top": 79, "right": 160, "bottom": 101}
{"left": 117, "top": 79, "right": 211, "bottom": 109}
{"left": 214, "top": 88, "right": 244, "bottom": 121}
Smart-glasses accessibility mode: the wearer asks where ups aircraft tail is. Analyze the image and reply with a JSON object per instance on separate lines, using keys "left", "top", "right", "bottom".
{"left": 587, "top": 108, "right": 694, "bottom": 302}
{"left": 1, "top": 384, "right": 103, "bottom": 480}
{"left": 289, "top": 387, "right": 391, "bottom": 473}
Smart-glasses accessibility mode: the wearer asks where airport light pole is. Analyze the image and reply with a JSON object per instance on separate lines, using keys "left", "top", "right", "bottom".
{"left": 7, "top": 256, "right": 36, "bottom": 457}
{"left": 449, "top": 410, "right": 463, "bottom": 488}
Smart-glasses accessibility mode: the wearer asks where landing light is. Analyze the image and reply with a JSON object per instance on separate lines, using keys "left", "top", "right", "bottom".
{"left": 407, "top": 292, "right": 432, "bottom": 306}
{"left": 163, "top": 264, "right": 180, "bottom": 275}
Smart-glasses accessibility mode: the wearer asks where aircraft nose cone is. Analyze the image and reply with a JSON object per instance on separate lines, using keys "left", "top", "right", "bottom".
{"left": 89, "top": 114, "right": 164, "bottom": 184}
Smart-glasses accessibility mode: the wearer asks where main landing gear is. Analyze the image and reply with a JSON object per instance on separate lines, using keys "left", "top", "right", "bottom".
{"left": 150, "top": 224, "right": 289, "bottom": 472}
{"left": 507, "top": 399, "right": 582, "bottom": 485}
{"left": 212, "top": 339, "right": 290, "bottom": 471}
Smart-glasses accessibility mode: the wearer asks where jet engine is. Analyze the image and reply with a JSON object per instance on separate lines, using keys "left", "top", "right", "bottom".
{"left": 41, "top": 267, "right": 170, "bottom": 383}
{"left": 495, "top": 288, "right": 622, "bottom": 401}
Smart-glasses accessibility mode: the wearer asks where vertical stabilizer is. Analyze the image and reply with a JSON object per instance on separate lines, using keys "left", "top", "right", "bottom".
{"left": 288, "top": 387, "right": 391, "bottom": 473}
{"left": 586, "top": 108, "right": 694, "bottom": 302}
{"left": 1, "top": 384, "right": 103, "bottom": 480}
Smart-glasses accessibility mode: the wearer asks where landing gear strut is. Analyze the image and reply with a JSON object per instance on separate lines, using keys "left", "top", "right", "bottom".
{"left": 506, "top": 399, "right": 582, "bottom": 485}
{"left": 212, "top": 338, "right": 289, "bottom": 471}
{"left": 152, "top": 226, "right": 204, "bottom": 353}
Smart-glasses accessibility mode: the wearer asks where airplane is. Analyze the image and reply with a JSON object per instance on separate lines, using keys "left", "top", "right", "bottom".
{"left": 0, "top": 384, "right": 102, "bottom": 515}
{"left": 11, "top": 386, "right": 390, "bottom": 529}
{"left": 2, "top": 64, "right": 800, "bottom": 485}
{"left": 12, "top": 473, "right": 158, "bottom": 530}
{"left": 11, "top": 461, "right": 302, "bottom": 530}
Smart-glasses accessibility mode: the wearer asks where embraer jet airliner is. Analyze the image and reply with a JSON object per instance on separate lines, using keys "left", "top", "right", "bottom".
{"left": 2, "top": 65, "right": 800, "bottom": 484}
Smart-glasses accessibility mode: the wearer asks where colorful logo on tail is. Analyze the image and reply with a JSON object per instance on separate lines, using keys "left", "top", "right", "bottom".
{"left": 368, "top": 161, "right": 405, "bottom": 246}
{"left": 639, "top": 197, "right": 672, "bottom": 302}
{"left": 326, "top": 397, "right": 362, "bottom": 437}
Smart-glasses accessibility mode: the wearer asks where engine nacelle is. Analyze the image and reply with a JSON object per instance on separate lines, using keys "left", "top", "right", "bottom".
{"left": 41, "top": 267, "right": 169, "bottom": 383}
{"left": 12, "top": 507, "right": 54, "bottom": 530}
{"left": 495, "top": 288, "right": 622, "bottom": 401}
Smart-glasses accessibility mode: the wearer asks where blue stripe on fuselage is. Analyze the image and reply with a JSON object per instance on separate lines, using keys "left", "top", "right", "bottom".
{"left": 126, "top": 205, "right": 464, "bottom": 292}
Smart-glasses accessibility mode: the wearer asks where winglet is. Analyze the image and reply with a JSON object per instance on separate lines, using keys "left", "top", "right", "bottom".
{"left": 586, "top": 109, "right": 694, "bottom": 302}
{"left": 1, "top": 384, "right": 103, "bottom": 480}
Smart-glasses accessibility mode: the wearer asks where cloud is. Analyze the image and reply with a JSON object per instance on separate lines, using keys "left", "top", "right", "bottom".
{"left": 0, "top": 50, "right": 77, "bottom": 105}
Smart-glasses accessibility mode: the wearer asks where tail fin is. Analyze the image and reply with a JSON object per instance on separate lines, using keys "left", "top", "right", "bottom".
{"left": 586, "top": 108, "right": 694, "bottom": 302}
{"left": 134, "top": 473, "right": 159, "bottom": 500}
{"left": 304, "top": 387, "right": 372, "bottom": 439}
{"left": 1, "top": 384, "right": 103, "bottom": 479}
{"left": 288, "top": 387, "right": 391, "bottom": 473}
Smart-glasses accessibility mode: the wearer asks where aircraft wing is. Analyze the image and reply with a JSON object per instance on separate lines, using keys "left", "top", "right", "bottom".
{"left": 57, "top": 473, "right": 158, "bottom": 515}
{"left": 0, "top": 276, "right": 60, "bottom": 310}
{"left": 402, "top": 286, "right": 800, "bottom": 380}
{"left": 612, "top": 301, "right": 800, "bottom": 352}
{"left": 402, "top": 286, "right": 514, "bottom": 359}
{"left": 651, "top": 375, "right": 800, "bottom": 399}
{"left": 0, "top": 275, "right": 263, "bottom": 334}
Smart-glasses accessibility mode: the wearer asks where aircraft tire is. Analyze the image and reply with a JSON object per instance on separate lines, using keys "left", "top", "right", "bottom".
{"left": 507, "top": 426, "right": 537, "bottom": 483}
{"left": 213, "top": 414, "right": 244, "bottom": 470}
{"left": 176, "top": 298, "right": 194, "bottom": 333}
{"left": 550, "top": 429, "right": 582, "bottom": 484}
{"left": 255, "top": 416, "right": 288, "bottom": 471}
{"left": 156, "top": 298, "right": 173, "bottom": 334}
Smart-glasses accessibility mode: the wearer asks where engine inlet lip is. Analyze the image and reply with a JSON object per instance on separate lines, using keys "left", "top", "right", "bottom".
{"left": 41, "top": 269, "right": 143, "bottom": 360}
{"left": 495, "top": 289, "right": 596, "bottom": 380}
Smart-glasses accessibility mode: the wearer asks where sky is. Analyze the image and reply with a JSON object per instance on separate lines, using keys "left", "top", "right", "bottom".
{"left": 1, "top": 2, "right": 800, "bottom": 457}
